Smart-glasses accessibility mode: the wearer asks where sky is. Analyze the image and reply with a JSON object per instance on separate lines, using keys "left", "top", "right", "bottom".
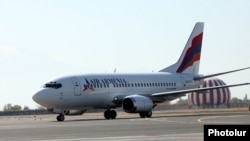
{"left": 0, "top": 0, "right": 250, "bottom": 110}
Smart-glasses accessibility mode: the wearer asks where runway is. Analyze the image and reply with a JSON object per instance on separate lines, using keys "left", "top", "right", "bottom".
{"left": 0, "top": 109, "right": 250, "bottom": 141}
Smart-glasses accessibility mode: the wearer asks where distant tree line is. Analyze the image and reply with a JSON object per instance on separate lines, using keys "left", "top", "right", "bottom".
{"left": 2, "top": 103, "right": 46, "bottom": 112}
{"left": 2, "top": 103, "right": 30, "bottom": 111}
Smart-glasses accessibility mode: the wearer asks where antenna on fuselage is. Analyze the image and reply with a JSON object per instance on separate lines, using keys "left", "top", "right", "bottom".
{"left": 114, "top": 68, "right": 117, "bottom": 73}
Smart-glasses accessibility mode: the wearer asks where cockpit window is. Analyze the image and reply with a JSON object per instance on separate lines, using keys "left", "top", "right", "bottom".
{"left": 43, "top": 82, "right": 62, "bottom": 89}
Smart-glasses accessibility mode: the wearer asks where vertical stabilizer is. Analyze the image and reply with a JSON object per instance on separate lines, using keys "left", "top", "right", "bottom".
{"left": 160, "top": 22, "right": 204, "bottom": 74}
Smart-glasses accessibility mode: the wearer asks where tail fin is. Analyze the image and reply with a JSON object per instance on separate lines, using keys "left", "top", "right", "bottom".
{"left": 159, "top": 22, "right": 204, "bottom": 74}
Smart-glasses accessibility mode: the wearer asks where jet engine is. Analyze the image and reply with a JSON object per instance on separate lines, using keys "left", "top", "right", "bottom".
{"left": 64, "top": 109, "right": 87, "bottom": 116}
{"left": 122, "top": 95, "right": 154, "bottom": 113}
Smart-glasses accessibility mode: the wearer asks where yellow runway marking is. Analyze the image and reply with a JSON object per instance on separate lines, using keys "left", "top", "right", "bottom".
{"left": 197, "top": 115, "right": 244, "bottom": 123}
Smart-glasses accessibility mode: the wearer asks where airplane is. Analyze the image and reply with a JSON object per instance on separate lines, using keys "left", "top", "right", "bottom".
{"left": 32, "top": 22, "right": 250, "bottom": 121}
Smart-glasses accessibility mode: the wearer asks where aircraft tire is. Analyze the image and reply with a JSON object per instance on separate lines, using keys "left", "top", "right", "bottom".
{"left": 104, "top": 110, "right": 111, "bottom": 119}
{"left": 104, "top": 110, "right": 117, "bottom": 119}
{"left": 139, "top": 111, "right": 152, "bottom": 118}
{"left": 146, "top": 111, "right": 152, "bottom": 118}
{"left": 57, "top": 114, "right": 65, "bottom": 122}
{"left": 110, "top": 110, "right": 117, "bottom": 119}
{"left": 139, "top": 112, "right": 146, "bottom": 118}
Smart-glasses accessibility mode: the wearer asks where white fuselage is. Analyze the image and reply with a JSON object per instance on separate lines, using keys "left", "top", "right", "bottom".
{"left": 33, "top": 72, "right": 201, "bottom": 110}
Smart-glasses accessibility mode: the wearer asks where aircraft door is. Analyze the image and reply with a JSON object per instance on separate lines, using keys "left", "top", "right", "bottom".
{"left": 71, "top": 77, "right": 81, "bottom": 96}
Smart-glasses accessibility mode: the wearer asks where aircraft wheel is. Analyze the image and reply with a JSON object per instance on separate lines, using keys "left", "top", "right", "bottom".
{"left": 104, "top": 110, "right": 111, "bottom": 119}
{"left": 146, "top": 111, "right": 152, "bottom": 118}
{"left": 139, "top": 111, "right": 152, "bottom": 118}
{"left": 57, "top": 114, "right": 65, "bottom": 122}
{"left": 104, "top": 110, "right": 117, "bottom": 119}
{"left": 110, "top": 110, "right": 117, "bottom": 119}
{"left": 139, "top": 112, "right": 146, "bottom": 118}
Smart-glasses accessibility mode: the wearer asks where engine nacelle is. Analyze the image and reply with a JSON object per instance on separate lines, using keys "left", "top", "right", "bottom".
{"left": 64, "top": 109, "right": 87, "bottom": 116}
{"left": 122, "top": 95, "right": 154, "bottom": 113}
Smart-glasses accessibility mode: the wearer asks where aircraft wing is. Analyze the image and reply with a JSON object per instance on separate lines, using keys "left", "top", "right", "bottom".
{"left": 151, "top": 83, "right": 250, "bottom": 97}
{"left": 194, "top": 67, "right": 250, "bottom": 80}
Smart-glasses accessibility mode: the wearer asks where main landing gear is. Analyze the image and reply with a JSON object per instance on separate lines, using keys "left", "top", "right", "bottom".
{"left": 104, "top": 110, "right": 117, "bottom": 119}
{"left": 139, "top": 111, "right": 152, "bottom": 118}
{"left": 57, "top": 114, "right": 65, "bottom": 121}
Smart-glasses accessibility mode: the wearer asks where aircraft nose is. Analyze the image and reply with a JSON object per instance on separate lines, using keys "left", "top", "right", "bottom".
{"left": 32, "top": 90, "right": 53, "bottom": 108}
{"left": 32, "top": 92, "right": 41, "bottom": 103}
{"left": 32, "top": 91, "right": 44, "bottom": 104}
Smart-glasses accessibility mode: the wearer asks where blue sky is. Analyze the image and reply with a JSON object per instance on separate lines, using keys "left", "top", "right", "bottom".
{"left": 0, "top": 0, "right": 250, "bottom": 109}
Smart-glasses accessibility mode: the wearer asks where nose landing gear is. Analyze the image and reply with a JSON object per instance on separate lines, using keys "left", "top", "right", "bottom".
{"left": 57, "top": 114, "right": 65, "bottom": 121}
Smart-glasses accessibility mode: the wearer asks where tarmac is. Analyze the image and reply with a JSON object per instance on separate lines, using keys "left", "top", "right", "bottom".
{"left": 0, "top": 108, "right": 249, "bottom": 141}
